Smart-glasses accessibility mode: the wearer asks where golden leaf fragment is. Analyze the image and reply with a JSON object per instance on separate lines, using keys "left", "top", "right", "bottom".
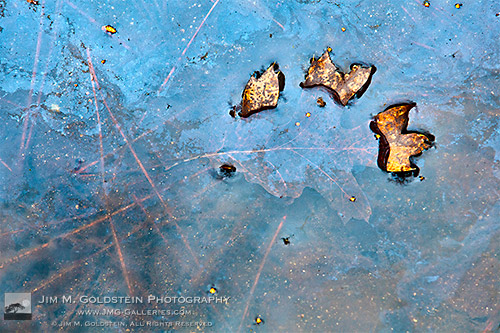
{"left": 232, "top": 63, "right": 285, "bottom": 118}
{"left": 370, "top": 103, "right": 434, "bottom": 175}
{"left": 300, "top": 48, "right": 376, "bottom": 106}
{"left": 102, "top": 25, "right": 117, "bottom": 34}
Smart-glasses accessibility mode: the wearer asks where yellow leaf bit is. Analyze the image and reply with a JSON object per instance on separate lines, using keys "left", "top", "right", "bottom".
{"left": 103, "top": 25, "right": 117, "bottom": 34}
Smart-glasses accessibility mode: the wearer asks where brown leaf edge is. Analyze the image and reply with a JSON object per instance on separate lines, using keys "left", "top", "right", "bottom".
{"left": 230, "top": 63, "right": 285, "bottom": 118}
{"left": 347, "top": 62, "right": 377, "bottom": 104}
{"left": 370, "top": 102, "right": 435, "bottom": 178}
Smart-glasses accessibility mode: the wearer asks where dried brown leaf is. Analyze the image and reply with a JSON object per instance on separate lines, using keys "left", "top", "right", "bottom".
{"left": 370, "top": 103, "right": 434, "bottom": 174}
{"left": 300, "top": 48, "right": 376, "bottom": 106}
{"left": 233, "top": 63, "right": 285, "bottom": 118}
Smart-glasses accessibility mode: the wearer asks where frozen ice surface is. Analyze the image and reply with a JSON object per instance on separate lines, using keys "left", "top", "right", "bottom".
{"left": 0, "top": 0, "right": 499, "bottom": 331}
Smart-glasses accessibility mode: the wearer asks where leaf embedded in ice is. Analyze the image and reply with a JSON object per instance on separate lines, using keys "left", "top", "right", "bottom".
{"left": 370, "top": 103, "right": 434, "bottom": 175}
{"left": 232, "top": 63, "right": 285, "bottom": 118}
{"left": 300, "top": 48, "right": 376, "bottom": 106}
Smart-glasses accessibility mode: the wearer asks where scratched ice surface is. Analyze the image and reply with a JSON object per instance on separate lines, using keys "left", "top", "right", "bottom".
{"left": 0, "top": 0, "right": 499, "bottom": 331}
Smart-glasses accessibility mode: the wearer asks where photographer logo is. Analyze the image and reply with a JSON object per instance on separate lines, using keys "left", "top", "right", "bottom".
{"left": 4, "top": 293, "right": 32, "bottom": 320}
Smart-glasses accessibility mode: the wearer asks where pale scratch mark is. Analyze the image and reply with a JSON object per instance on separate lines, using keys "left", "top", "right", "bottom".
{"left": 65, "top": 0, "right": 132, "bottom": 50}
{"left": 158, "top": 0, "right": 221, "bottom": 93}
{"left": 76, "top": 103, "right": 195, "bottom": 173}
{"left": 72, "top": 160, "right": 99, "bottom": 174}
{"left": 64, "top": 0, "right": 97, "bottom": 24}
{"left": 0, "top": 157, "right": 12, "bottom": 172}
{"left": 109, "top": 218, "right": 134, "bottom": 295}
{"left": 88, "top": 48, "right": 135, "bottom": 296}
{"left": 265, "top": 159, "right": 288, "bottom": 191}
{"left": 412, "top": 41, "right": 435, "bottom": 50}
{"left": 23, "top": 0, "right": 64, "bottom": 156}
{"left": 131, "top": 193, "right": 171, "bottom": 253}
{"left": 0, "top": 195, "right": 151, "bottom": 269}
{"left": 86, "top": 49, "right": 106, "bottom": 185}
{"left": 87, "top": 49, "right": 168, "bottom": 213}
{"left": 19, "top": 0, "right": 46, "bottom": 155}
{"left": 272, "top": 18, "right": 285, "bottom": 30}
{"left": 87, "top": 48, "right": 200, "bottom": 268}
{"left": 0, "top": 228, "right": 25, "bottom": 237}
{"left": 0, "top": 96, "right": 23, "bottom": 109}
{"left": 32, "top": 216, "right": 153, "bottom": 295}
{"left": 291, "top": 149, "right": 349, "bottom": 197}
{"left": 238, "top": 215, "right": 287, "bottom": 332}
{"left": 401, "top": 5, "right": 417, "bottom": 24}
{"left": 482, "top": 306, "right": 500, "bottom": 333}
{"left": 32, "top": 241, "right": 114, "bottom": 293}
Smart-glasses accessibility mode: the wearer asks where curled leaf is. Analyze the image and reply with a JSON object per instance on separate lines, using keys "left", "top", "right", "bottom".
{"left": 300, "top": 48, "right": 376, "bottom": 106}
{"left": 232, "top": 63, "right": 285, "bottom": 118}
{"left": 370, "top": 103, "right": 434, "bottom": 175}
